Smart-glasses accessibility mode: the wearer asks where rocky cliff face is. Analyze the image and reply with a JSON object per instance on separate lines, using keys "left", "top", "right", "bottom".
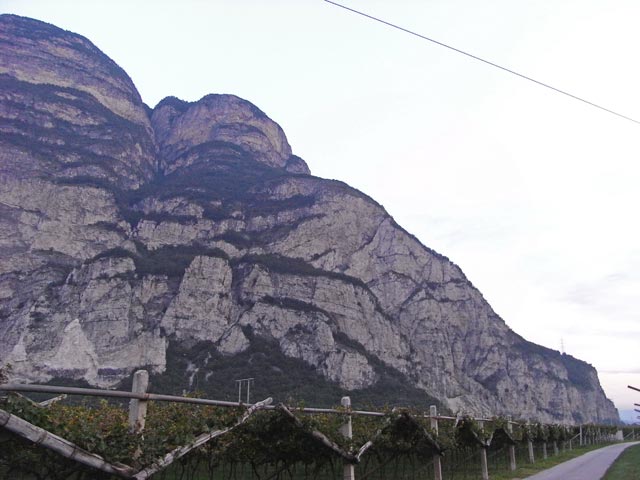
{"left": 0, "top": 14, "right": 618, "bottom": 424}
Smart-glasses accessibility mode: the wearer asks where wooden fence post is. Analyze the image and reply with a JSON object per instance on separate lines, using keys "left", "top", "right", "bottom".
{"left": 527, "top": 421, "right": 535, "bottom": 463}
{"left": 506, "top": 418, "right": 516, "bottom": 471}
{"left": 478, "top": 420, "right": 489, "bottom": 480}
{"left": 128, "top": 370, "right": 149, "bottom": 434}
{"left": 430, "top": 406, "right": 442, "bottom": 480}
{"left": 339, "top": 396, "right": 355, "bottom": 480}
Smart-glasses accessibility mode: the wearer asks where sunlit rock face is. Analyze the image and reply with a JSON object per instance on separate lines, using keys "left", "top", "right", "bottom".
{"left": 0, "top": 14, "right": 618, "bottom": 423}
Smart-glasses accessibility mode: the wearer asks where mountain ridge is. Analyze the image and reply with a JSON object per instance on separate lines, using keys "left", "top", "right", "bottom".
{"left": 0, "top": 14, "right": 618, "bottom": 424}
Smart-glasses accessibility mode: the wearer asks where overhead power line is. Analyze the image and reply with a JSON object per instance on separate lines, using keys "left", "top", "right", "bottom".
{"left": 325, "top": 0, "right": 640, "bottom": 126}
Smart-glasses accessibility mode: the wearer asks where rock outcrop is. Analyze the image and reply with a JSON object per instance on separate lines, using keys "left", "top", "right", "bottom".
{"left": 0, "top": 14, "right": 617, "bottom": 423}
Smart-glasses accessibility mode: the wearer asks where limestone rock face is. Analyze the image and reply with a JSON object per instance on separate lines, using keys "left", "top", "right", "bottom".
{"left": 152, "top": 95, "right": 307, "bottom": 174}
{"left": 161, "top": 255, "right": 233, "bottom": 342}
{"left": 0, "top": 14, "right": 159, "bottom": 388}
{"left": 0, "top": 14, "right": 618, "bottom": 424}
{"left": 0, "top": 15, "right": 156, "bottom": 187}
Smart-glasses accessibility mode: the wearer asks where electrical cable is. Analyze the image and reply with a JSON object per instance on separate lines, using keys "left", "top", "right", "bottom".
{"left": 325, "top": 0, "right": 640, "bottom": 126}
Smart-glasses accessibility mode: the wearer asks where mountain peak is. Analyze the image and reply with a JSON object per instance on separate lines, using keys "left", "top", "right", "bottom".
{"left": 152, "top": 93, "right": 309, "bottom": 175}
{"left": 0, "top": 14, "right": 150, "bottom": 129}
{"left": 0, "top": 15, "right": 616, "bottom": 423}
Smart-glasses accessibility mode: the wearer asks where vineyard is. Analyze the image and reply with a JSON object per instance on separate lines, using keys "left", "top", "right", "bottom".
{"left": 0, "top": 371, "right": 636, "bottom": 480}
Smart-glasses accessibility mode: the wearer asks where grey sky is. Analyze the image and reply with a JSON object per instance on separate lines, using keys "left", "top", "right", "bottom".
{"left": 3, "top": 0, "right": 639, "bottom": 415}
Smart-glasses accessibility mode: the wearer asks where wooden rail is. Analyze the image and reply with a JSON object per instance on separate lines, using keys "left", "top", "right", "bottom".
{"left": 0, "top": 383, "right": 387, "bottom": 417}
{"left": 0, "top": 384, "right": 514, "bottom": 422}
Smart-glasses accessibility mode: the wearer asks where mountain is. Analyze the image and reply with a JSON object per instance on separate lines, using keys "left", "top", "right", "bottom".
{"left": 0, "top": 14, "right": 618, "bottom": 424}
{"left": 619, "top": 410, "right": 638, "bottom": 425}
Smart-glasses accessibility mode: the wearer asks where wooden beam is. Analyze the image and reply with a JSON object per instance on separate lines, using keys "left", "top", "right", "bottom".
{"left": 0, "top": 384, "right": 390, "bottom": 416}
{"left": 38, "top": 394, "right": 67, "bottom": 407}
{"left": 0, "top": 408, "right": 134, "bottom": 478}
{"left": 277, "top": 404, "right": 358, "bottom": 463}
{"left": 133, "top": 397, "right": 273, "bottom": 480}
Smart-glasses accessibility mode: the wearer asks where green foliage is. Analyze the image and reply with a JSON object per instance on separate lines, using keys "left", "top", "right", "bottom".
{"left": 0, "top": 73, "right": 154, "bottom": 188}
{"left": 0, "top": 390, "right": 624, "bottom": 480}
{"left": 117, "top": 154, "right": 290, "bottom": 222}
{"left": 216, "top": 409, "right": 344, "bottom": 469}
{"left": 234, "top": 254, "right": 368, "bottom": 290}
{"left": 233, "top": 254, "right": 397, "bottom": 325}
{"left": 260, "top": 295, "right": 329, "bottom": 316}
{"left": 369, "top": 412, "right": 441, "bottom": 463}
{"left": 140, "top": 338, "right": 347, "bottom": 407}
{"left": 455, "top": 416, "right": 491, "bottom": 448}
{"left": 532, "top": 422, "right": 549, "bottom": 443}
{"left": 132, "top": 243, "right": 228, "bottom": 278}
{"left": 548, "top": 424, "right": 569, "bottom": 442}
{"left": 87, "top": 243, "right": 229, "bottom": 279}
{"left": 89, "top": 247, "right": 135, "bottom": 262}
{"left": 137, "top": 338, "right": 443, "bottom": 411}
{"left": 213, "top": 231, "right": 255, "bottom": 249}
{"left": 246, "top": 195, "right": 315, "bottom": 218}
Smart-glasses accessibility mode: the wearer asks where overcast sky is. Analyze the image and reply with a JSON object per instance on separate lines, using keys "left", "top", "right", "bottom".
{"left": 3, "top": 0, "right": 639, "bottom": 419}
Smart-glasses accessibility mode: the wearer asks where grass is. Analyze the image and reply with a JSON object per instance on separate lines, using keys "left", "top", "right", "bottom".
{"left": 602, "top": 443, "right": 640, "bottom": 480}
{"left": 151, "top": 443, "right": 622, "bottom": 480}
{"left": 490, "top": 443, "right": 611, "bottom": 480}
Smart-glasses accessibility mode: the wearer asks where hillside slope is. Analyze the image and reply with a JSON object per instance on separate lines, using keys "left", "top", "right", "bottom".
{"left": 0, "top": 14, "right": 617, "bottom": 423}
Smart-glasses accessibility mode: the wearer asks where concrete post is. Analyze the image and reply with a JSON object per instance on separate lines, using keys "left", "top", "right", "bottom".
{"left": 339, "top": 396, "right": 355, "bottom": 480}
{"left": 430, "top": 406, "right": 442, "bottom": 480}
{"left": 527, "top": 422, "right": 535, "bottom": 463}
{"left": 506, "top": 419, "right": 516, "bottom": 471}
{"left": 478, "top": 420, "right": 489, "bottom": 480}
{"left": 542, "top": 442, "right": 548, "bottom": 459}
{"left": 128, "top": 370, "right": 149, "bottom": 434}
{"left": 579, "top": 425, "right": 583, "bottom": 447}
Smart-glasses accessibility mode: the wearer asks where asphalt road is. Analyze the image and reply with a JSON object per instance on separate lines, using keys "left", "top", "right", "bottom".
{"left": 526, "top": 442, "right": 640, "bottom": 480}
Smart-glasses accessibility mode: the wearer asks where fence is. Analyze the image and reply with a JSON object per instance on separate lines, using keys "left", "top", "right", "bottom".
{"left": 0, "top": 371, "right": 631, "bottom": 480}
